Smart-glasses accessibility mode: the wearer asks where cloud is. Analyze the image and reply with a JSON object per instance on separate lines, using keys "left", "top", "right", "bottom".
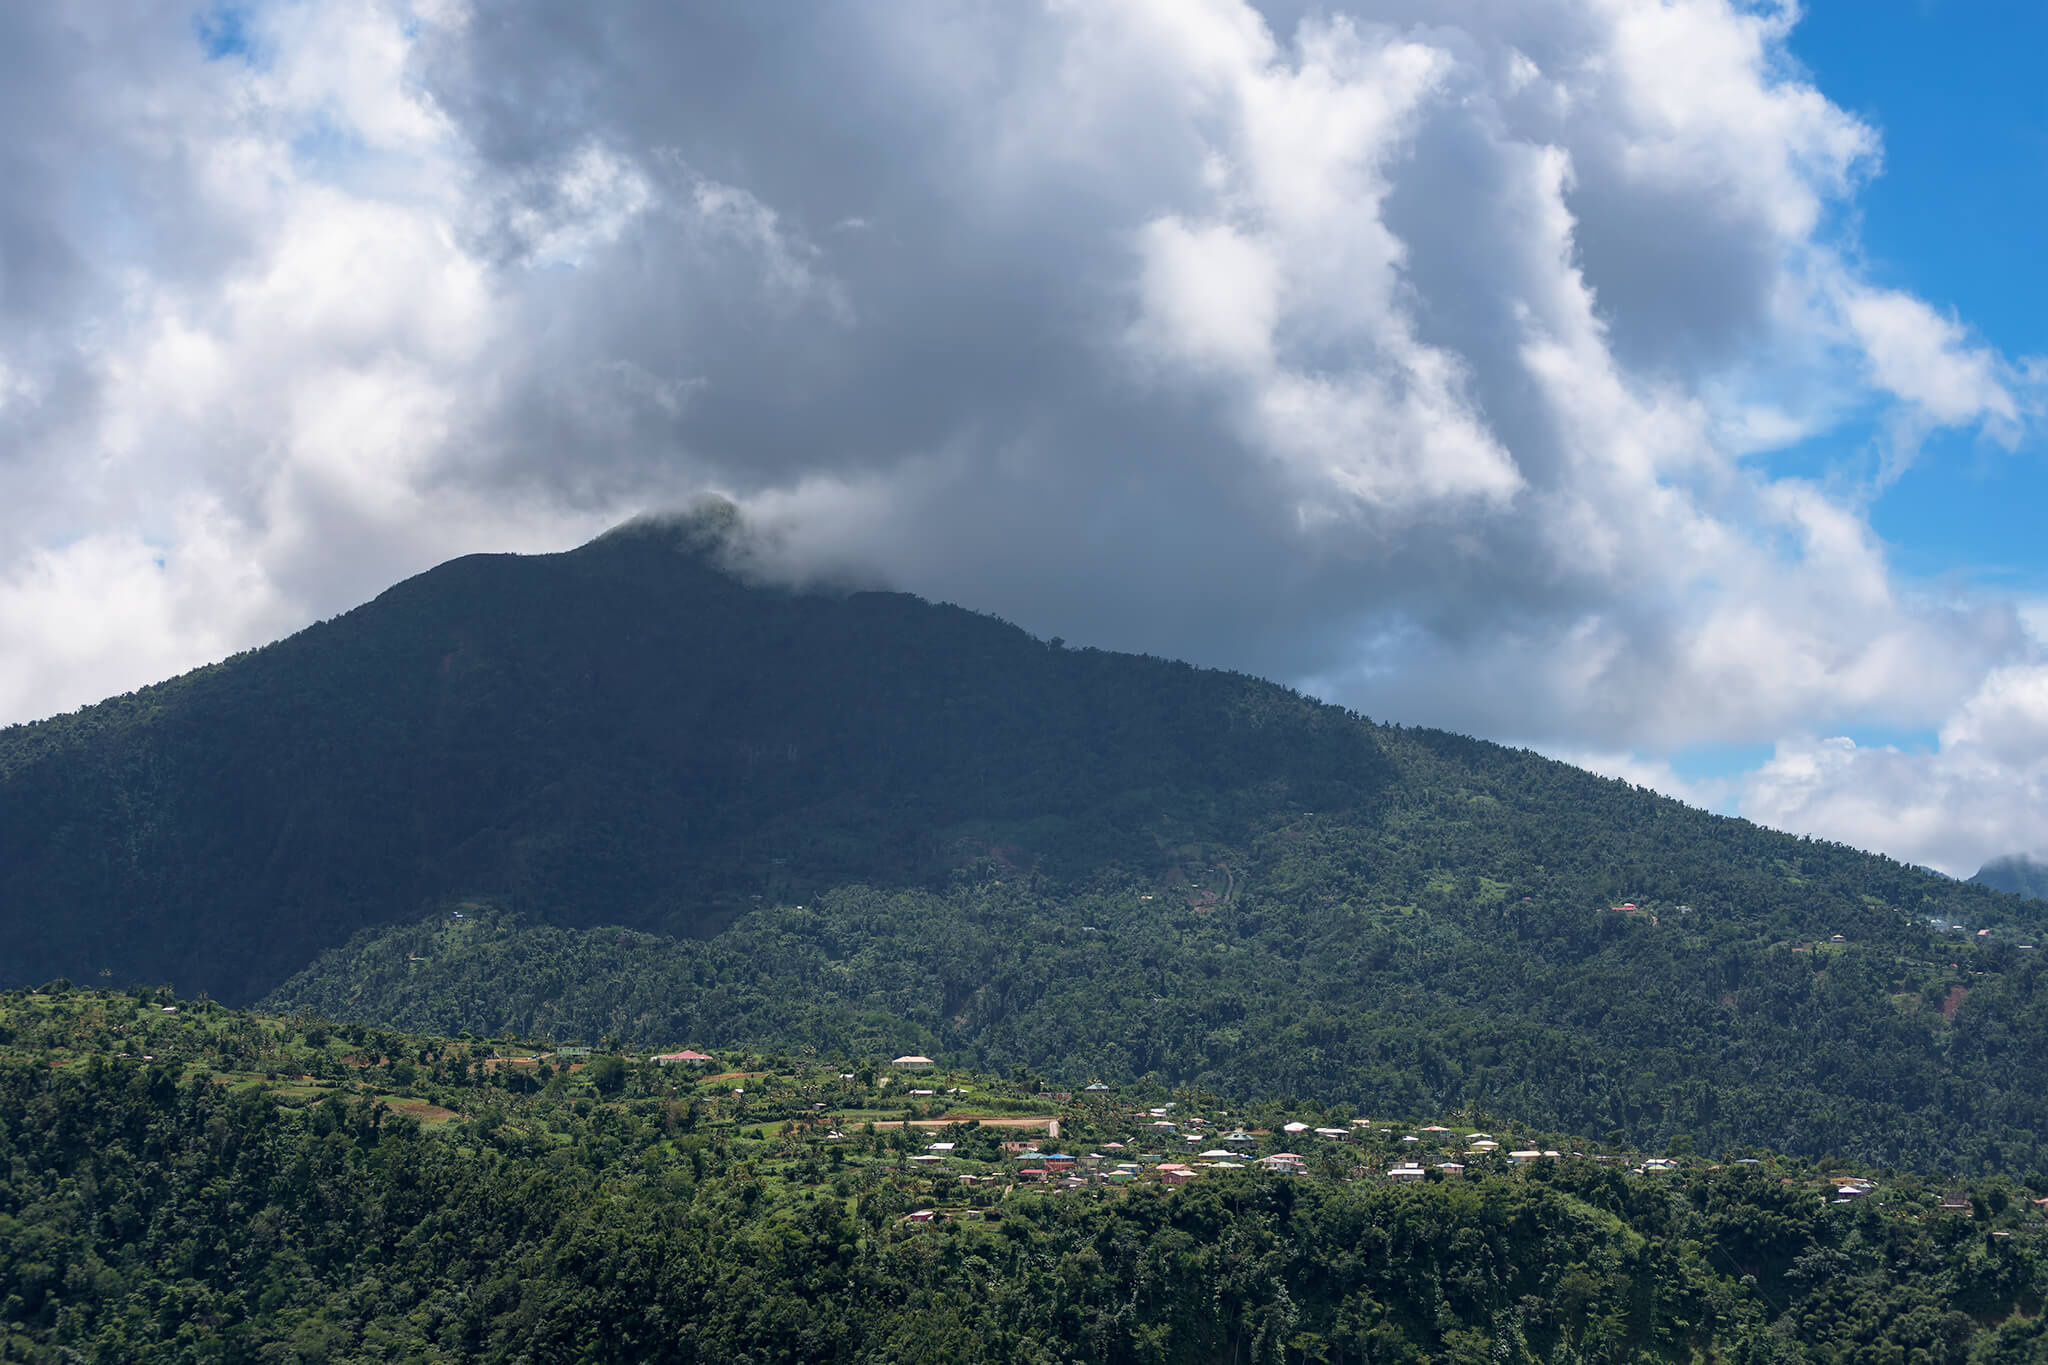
{"left": 0, "top": 0, "right": 2044, "bottom": 871}
{"left": 1737, "top": 671, "right": 2048, "bottom": 877}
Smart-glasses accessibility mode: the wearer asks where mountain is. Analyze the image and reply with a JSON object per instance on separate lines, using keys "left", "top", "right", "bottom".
{"left": 1974, "top": 855, "right": 2048, "bottom": 901}
{"left": 8, "top": 512, "right": 2048, "bottom": 1172}
{"left": 1, "top": 512, "right": 1385, "bottom": 1001}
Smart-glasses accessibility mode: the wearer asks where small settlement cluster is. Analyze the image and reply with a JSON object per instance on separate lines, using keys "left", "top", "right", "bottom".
{"left": 869, "top": 1054, "right": 1688, "bottom": 1199}
{"left": 975, "top": 1117, "right": 1684, "bottom": 1191}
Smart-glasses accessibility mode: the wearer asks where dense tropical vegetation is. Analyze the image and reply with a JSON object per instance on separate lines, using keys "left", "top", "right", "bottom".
{"left": 10, "top": 515, "right": 2048, "bottom": 1358}
{"left": 6, "top": 985, "right": 2048, "bottom": 1364}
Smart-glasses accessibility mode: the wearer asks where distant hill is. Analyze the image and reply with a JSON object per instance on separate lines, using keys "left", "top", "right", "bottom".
{"left": 1973, "top": 855, "right": 2048, "bottom": 901}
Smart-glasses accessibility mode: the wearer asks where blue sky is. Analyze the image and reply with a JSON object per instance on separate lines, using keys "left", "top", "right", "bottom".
{"left": 1797, "top": 1, "right": 2048, "bottom": 591}
{"left": 1646, "top": 2, "right": 2048, "bottom": 796}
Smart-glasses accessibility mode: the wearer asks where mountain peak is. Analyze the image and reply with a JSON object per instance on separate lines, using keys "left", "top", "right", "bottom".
{"left": 1971, "top": 854, "right": 2048, "bottom": 901}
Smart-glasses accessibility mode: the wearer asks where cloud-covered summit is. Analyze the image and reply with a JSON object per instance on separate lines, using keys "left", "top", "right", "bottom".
{"left": 0, "top": 0, "right": 2042, "bottom": 872}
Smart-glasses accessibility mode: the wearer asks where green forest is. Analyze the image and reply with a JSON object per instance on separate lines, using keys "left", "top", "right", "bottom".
{"left": 8, "top": 520, "right": 2048, "bottom": 1360}
{"left": 5, "top": 986, "right": 2048, "bottom": 1364}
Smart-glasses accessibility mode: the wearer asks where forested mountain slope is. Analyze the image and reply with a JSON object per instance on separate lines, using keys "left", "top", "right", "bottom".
{"left": 7, "top": 516, "right": 2047, "bottom": 1171}
{"left": 0, "top": 515, "right": 1384, "bottom": 999}
{"left": 269, "top": 883, "right": 2048, "bottom": 1177}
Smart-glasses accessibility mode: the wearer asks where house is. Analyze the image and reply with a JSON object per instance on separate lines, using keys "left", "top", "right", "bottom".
{"left": 891, "top": 1055, "right": 935, "bottom": 1069}
{"left": 1222, "top": 1130, "right": 1255, "bottom": 1145}
{"left": 1085, "top": 1082, "right": 1110, "bottom": 1091}
{"left": 1158, "top": 1165, "right": 1197, "bottom": 1185}
{"left": 652, "top": 1050, "right": 714, "bottom": 1065}
{"left": 1508, "top": 1150, "right": 1544, "bottom": 1164}
{"left": 927, "top": 1142, "right": 956, "bottom": 1153}
{"left": 1387, "top": 1163, "right": 1427, "bottom": 1181}
{"left": 1314, "top": 1127, "right": 1350, "bottom": 1141}
{"left": 1198, "top": 1149, "right": 1237, "bottom": 1159}
{"left": 903, "top": 1210, "right": 938, "bottom": 1223}
{"left": 1938, "top": 1198, "right": 1972, "bottom": 1212}
{"left": 1282, "top": 1121, "right": 1311, "bottom": 1135}
{"left": 1436, "top": 1162, "right": 1466, "bottom": 1174}
{"left": 1641, "top": 1159, "right": 1679, "bottom": 1174}
{"left": 909, "top": 1088, "right": 937, "bottom": 1096}
{"left": 1420, "top": 1125, "right": 1452, "bottom": 1136}
{"left": 910, "top": 1154, "right": 947, "bottom": 1164}
{"left": 1259, "top": 1153, "right": 1307, "bottom": 1174}
{"left": 1042, "top": 1153, "right": 1076, "bottom": 1169}
{"left": 1017, "top": 1168, "right": 1048, "bottom": 1182}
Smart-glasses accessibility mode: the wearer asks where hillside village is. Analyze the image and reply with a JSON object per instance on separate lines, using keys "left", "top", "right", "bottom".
{"left": 10, "top": 984, "right": 2048, "bottom": 1362}
{"left": 11, "top": 984, "right": 2048, "bottom": 1235}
